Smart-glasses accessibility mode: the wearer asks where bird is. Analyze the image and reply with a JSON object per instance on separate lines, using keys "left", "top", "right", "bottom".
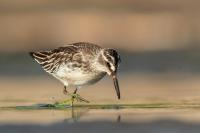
{"left": 29, "top": 42, "right": 121, "bottom": 106}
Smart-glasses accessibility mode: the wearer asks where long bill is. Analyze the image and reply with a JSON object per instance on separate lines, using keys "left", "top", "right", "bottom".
{"left": 112, "top": 74, "right": 120, "bottom": 99}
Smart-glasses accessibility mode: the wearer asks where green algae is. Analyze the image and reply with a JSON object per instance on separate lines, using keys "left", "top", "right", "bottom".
{"left": 2, "top": 102, "right": 200, "bottom": 110}
{"left": 1, "top": 102, "right": 200, "bottom": 111}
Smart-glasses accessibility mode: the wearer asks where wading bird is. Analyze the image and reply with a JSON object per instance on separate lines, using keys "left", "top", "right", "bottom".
{"left": 30, "top": 42, "right": 121, "bottom": 106}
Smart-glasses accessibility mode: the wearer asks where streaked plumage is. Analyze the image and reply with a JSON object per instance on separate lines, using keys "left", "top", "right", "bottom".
{"left": 30, "top": 42, "right": 121, "bottom": 101}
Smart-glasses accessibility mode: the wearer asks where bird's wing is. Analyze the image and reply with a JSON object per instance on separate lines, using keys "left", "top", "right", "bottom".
{"left": 29, "top": 45, "right": 82, "bottom": 73}
{"left": 29, "top": 42, "right": 102, "bottom": 73}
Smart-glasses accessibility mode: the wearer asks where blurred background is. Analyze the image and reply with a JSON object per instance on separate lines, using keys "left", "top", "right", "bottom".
{"left": 0, "top": 0, "right": 200, "bottom": 104}
{"left": 2, "top": 0, "right": 200, "bottom": 132}
{"left": 1, "top": 0, "right": 200, "bottom": 106}
{"left": 1, "top": 0, "right": 200, "bottom": 52}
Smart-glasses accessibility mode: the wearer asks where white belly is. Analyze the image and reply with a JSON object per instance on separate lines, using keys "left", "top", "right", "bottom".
{"left": 52, "top": 64, "right": 106, "bottom": 87}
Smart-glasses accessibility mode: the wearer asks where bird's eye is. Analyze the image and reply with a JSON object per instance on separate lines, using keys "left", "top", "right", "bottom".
{"left": 106, "top": 62, "right": 111, "bottom": 67}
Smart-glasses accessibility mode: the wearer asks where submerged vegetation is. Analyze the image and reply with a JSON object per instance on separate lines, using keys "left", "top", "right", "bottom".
{"left": 1, "top": 102, "right": 200, "bottom": 110}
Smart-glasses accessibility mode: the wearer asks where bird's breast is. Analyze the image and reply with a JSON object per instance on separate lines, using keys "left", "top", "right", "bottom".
{"left": 54, "top": 64, "right": 106, "bottom": 86}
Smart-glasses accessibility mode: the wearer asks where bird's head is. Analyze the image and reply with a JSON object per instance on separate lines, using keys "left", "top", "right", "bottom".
{"left": 102, "top": 49, "right": 121, "bottom": 75}
{"left": 98, "top": 48, "right": 121, "bottom": 99}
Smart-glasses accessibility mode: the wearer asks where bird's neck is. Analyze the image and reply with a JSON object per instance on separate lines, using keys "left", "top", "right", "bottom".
{"left": 91, "top": 50, "right": 108, "bottom": 74}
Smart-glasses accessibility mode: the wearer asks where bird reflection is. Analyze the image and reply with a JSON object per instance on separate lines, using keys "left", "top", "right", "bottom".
{"left": 63, "top": 107, "right": 89, "bottom": 122}
{"left": 63, "top": 107, "right": 122, "bottom": 123}
{"left": 117, "top": 115, "right": 121, "bottom": 123}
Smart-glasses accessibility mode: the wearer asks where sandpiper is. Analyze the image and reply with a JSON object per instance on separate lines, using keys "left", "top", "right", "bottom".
{"left": 29, "top": 42, "right": 121, "bottom": 106}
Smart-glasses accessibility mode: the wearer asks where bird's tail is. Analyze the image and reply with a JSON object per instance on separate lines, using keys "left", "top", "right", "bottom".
{"left": 29, "top": 51, "right": 51, "bottom": 65}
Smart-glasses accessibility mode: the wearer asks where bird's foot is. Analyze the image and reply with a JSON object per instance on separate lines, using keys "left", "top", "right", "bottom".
{"left": 70, "top": 93, "right": 90, "bottom": 103}
{"left": 55, "top": 93, "right": 89, "bottom": 107}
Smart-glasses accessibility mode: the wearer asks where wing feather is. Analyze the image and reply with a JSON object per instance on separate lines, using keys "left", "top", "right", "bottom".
{"left": 29, "top": 42, "right": 102, "bottom": 73}
{"left": 29, "top": 44, "right": 80, "bottom": 73}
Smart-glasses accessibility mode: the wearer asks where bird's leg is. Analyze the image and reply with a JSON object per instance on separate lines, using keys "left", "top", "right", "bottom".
{"left": 71, "top": 88, "right": 78, "bottom": 107}
{"left": 56, "top": 86, "right": 89, "bottom": 106}
{"left": 63, "top": 85, "right": 68, "bottom": 95}
{"left": 55, "top": 86, "right": 72, "bottom": 105}
{"left": 71, "top": 88, "right": 90, "bottom": 104}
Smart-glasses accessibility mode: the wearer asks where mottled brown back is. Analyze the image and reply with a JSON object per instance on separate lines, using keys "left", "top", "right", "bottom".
{"left": 29, "top": 42, "right": 102, "bottom": 73}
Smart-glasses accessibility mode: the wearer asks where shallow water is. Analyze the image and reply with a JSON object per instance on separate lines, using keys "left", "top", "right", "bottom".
{"left": 1, "top": 73, "right": 200, "bottom": 132}
{"left": 1, "top": 107, "right": 200, "bottom": 133}
{"left": 2, "top": 105, "right": 200, "bottom": 124}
